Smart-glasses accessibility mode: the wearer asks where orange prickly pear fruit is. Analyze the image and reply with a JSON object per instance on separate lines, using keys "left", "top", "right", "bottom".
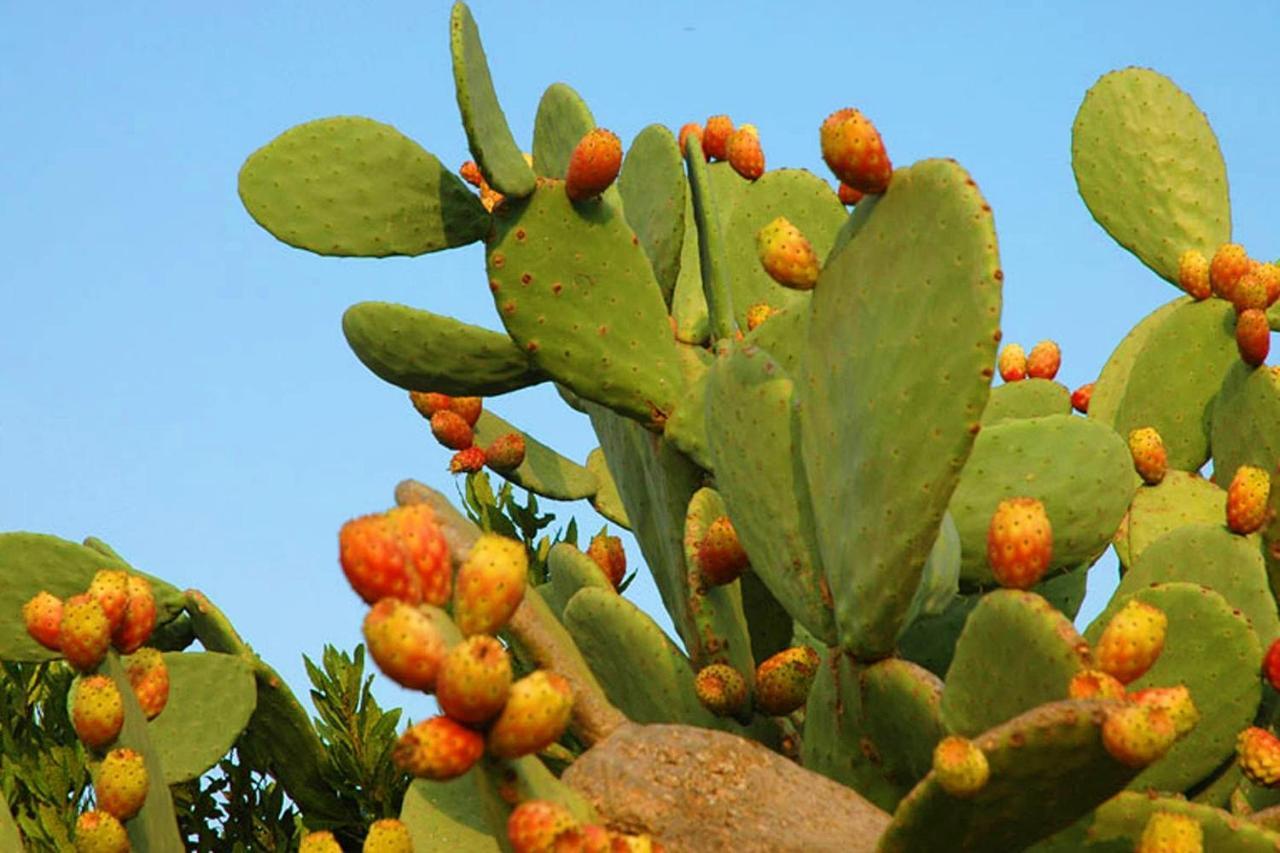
{"left": 986, "top": 497, "right": 1053, "bottom": 590}
{"left": 1177, "top": 249, "right": 1211, "bottom": 300}
{"left": 1210, "top": 243, "right": 1252, "bottom": 301}
{"left": 1026, "top": 340, "right": 1061, "bottom": 380}
{"left": 87, "top": 569, "right": 130, "bottom": 633}
{"left": 112, "top": 574, "right": 156, "bottom": 654}
{"left": 1239, "top": 726, "right": 1280, "bottom": 787}
{"left": 1102, "top": 702, "right": 1179, "bottom": 767}
{"left": 745, "top": 303, "right": 776, "bottom": 331}
{"left": 1236, "top": 308, "right": 1270, "bottom": 367}
{"left": 1226, "top": 464, "right": 1271, "bottom": 535}
{"left": 610, "top": 834, "right": 663, "bottom": 852}
{"left": 459, "top": 161, "right": 484, "bottom": 188}
{"left": 485, "top": 432, "right": 526, "bottom": 472}
{"left": 997, "top": 344, "right": 1027, "bottom": 382}
{"left": 677, "top": 123, "right": 705, "bottom": 159}
{"left": 363, "top": 598, "right": 448, "bottom": 691}
{"left": 1128, "top": 427, "right": 1168, "bottom": 485}
{"left": 124, "top": 647, "right": 170, "bottom": 719}
{"left": 1071, "top": 382, "right": 1094, "bottom": 414}
{"left": 339, "top": 504, "right": 450, "bottom": 606}
{"left": 586, "top": 532, "right": 626, "bottom": 589}
{"left": 820, "top": 107, "right": 891, "bottom": 194}
{"left": 1095, "top": 599, "right": 1168, "bottom": 684}
{"left": 71, "top": 675, "right": 124, "bottom": 749}
{"left": 23, "top": 590, "right": 63, "bottom": 651}
{"left": 388, "top": 503, "right": 452, "bottom": 606}
{"left": 431, "top": 410, "right": 474, "bottom": 450}
{"left": 726, "top": 124, "right": 764, "bottom": 181}
{"left": 363, "top": 817, "right": 414, "bottom": 853}
{"left": 1233, "top": 270, "right": 1269, "bottom": 313}
{"left": 696, "top": 516, "right": 750, "bottom": 586}
{"left": 450, "top": 446, "right": 487, "bottom": 474}
{"left": 932, "top": 735, "right": 990, "bottom": 797}
{"left": 1264, "top": 637, "right": 1280, "bottom": 691}
{"left": 694, "top": 663, "right": 749, "bottom": 718}
{"left": 60, "top": 593, "right": 112, "bottom": 672}
{"left": 837, "top": 182, "right": 864, "bottom": 206}
{"left": 410, "top": 390, "right": 453, "bottom": 419}
{"left": 1256, "top": 262, "right": 1280, "bottom": 306}
{"left": 756, "top": 216, "right": 820, "bottom": 290}
{"left": 1136, "top": 811, "right": 1204, "bottom": 853}
{"left": 454, "top": 533, "right": 528, "bottom": 636}
{"left": 436, "top": 634, "right": 513, "bottom": 725}
{"left": 702, "top": 115, "right": 733, "bottom": 161}
{"left": 1067, "top": 669, "right": 1126, "bottom": 701}
{"left": 754, "top": 646, "right": 820, "bottom": 716}
{"left": 554, "top": 823, "right": 613, "bottom": 852}
{"left": 508, "top": 800, "right": 578, "bottom": 853}
{"left": 487, "top": 670, "right": 575, "bottom": 759}
{"left": 566, "top": 128, "right": 623, "bottom": 202}
{"left": 1130, "top": 686, "right": 1198, "bottom": 737}
{"left": 74, "top": 810, "right": 130, "bottom": 853}
{"left": 449, "top": 396, "right": 483, "bottom": 427}
{"left": 300, "top": 830, "right": 344, "bottom": 852}
{"left": 392, "top": 715, "right": 485, "bottom": 780}
{"left": 94, "top": 747, "right": 148, "bottom": 820}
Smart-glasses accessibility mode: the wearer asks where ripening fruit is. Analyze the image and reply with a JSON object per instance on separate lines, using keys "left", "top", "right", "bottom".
{"left": 1130, "top": 686, "right": 1199, "bottom": 738}
{"left": 1070, "top": 382, "right": 1094, "bottom": 414}
{"left": 1236, "top": 309, "right": 1270, "bottom": 367}
{"left": 837, "top": 182, "right": 864, "bottom": 206}
{"left": 745, "top": 303, "right": 776, "bottom": 332}
{"left": 339, "top": 504, "right": 450, "bottom": 607}
{"left": 702, "top": 115, "right": 733, "bottom": 161}
{"left": 23, "top": 590, "right": 63, "bottom": 651}
{"left": 1128, "top": 427, "right": 1167, "bottom": 486}
{"left": 392, "top": 716, "right": 485, "bottom": 780}
{"left": 112, "top": 575, "right": 156, "bottom": 654}
{"left": 1177, "top": 249, "right": 1211, "bottom": 300}
{"left": 985, "top": 497, "right": 1053, "bottom": 590}
{"left": 436, "top": 635, "right": 514, "bottom": 725}
{"left": 74, "top": 810, "right": 130, "bottom": 853}
{"left": 124, "top": 647, "right": 170, "bottom": 720}
{"left": 1263, "top": 637, "right": 1280, "bottom": 692}
{"left": 1102, "top": 702, "right": 1179, "bottom": 768}
{"left": 997, "top": 344, "right": 1027, "bottom": 382}
{"left": 932, "top": 736, "right": 990, "bottom": 797}
{"left": 430, "top": 410, "right": 474, "bottom": 451}
{"left": 71, "top": 675, "right": 125, "bottom": 749}
{"left": 1067, "top": 669, "right": 1126, "bottom": 701}
{"left": 409, "top": 390, "right": 452, "bottom": 419}
{"left": 508, "top": 800, "right": 578, "bottom": 853}
{"left": 1233, "top": 271, "right": 1270, "bottom": 313}
{"left": 820, "top": 108, "right": 891, "bottom": 194}
{"left": 726, "top": 125, "right": 764, "bottom": 180}
{"left": 696, "top": 517, "right": 750, "bottom": 586}
{"left": 756, "top": 216, "right": 820, "bottom": 290}
{"left": 450, "top": 446, "right": 487, "bottom": 474}
{"left": 87, "top": 570, "right": 130, "bottom": 633}
{"left": 1026, "top": 340, "right": 1061, "bottom": 380}
{"left": 60, "top": 594, "right": 112, "bottom": 673}
{"left": 565, "top": 128, "right": 623, "bottom": 202}
{"left": 454, "top": 534, "right": 529, "bottom": 636}
{"left": 678, "top": 123, "right": 705, "bottom": 158}
{"left": 300, "top": 831, "right": 344, "bottom": 853}
{"left": 1095, "top": 599, "right": 1168, "bottom": 685}
{"left": 1239, "top": 726, "right": 1280, "bottom": 787}
{"left": 586, "top": 533, "right": 626, "bottom": 589}
{"left": 363, "top": 598, "right": 447, "bottom": 691}
{"left": 694, "top": 663, "right": 749, "bottom": 718}
{"left": 1136, "top": 811, "right": 1204, "bottom": 853}
{"left": 754, "top": 646, "right": 820, "bottom": 716}
{"left": 485, "top": 432, "right": 526, "bottom": 472}
{"left": 1227, "top": 465, "right": 1271, "bottom": 535}
{"left": 487, "top": 670, "right": 575, "bottom": 759}
{"left": 363, "top": 818, "right": 414, "bottom": 853}
{"left": 94, "top": 748, "right": 149, "bottom": 820}
{"left": 1210, "top": 243, "right": 1252, "bottom": 301}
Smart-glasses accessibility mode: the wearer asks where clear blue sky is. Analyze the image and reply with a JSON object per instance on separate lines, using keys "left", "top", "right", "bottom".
{"left": 4, "top": 2, "right": 1279, "bottom": 721}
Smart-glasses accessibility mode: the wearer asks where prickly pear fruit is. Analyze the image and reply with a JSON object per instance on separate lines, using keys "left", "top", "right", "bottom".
{"left": 23, "top": 590, "right": 63, "bottom": 651}
{"left": 726, "top": 124, "right": 764, "bottom": 181}
{"left": 60, "top": 594, "right": 112, "bottom": 672}
{"left": 363, "top": 598, "right": 447, "bottom": 691}
{"left": 410, "top": 390, "right": 453, "bottom": 419}
{"left": 997, "top": 344, "right": 1027, "bottom": 382}
{"left": 508, "top": 800, "right": 577, "bottom": 853}
{"left": 450, "top": 396, "right": 483, "bottom": 427}
{"left": 696, "top": 516, "right": 750, "bottom": 586}
{"left": 754, "top": 646, "right": 820, "bottom": 716}
{"left": 71, "top": 675, "right": 124, "bottom": 749}
{"left": 554, "top": 824, "right": 612, "bottom": 852}
{"left": 112, "top": 574, "right": 156, "bottom": 654}
{"left": 87, "top": 569, "right": 130, "bottom": 633}
{"left": 436, "top": 634, "right": 513, "bottom": 725}
{"left": 485, "top": 432, "right": 526, "bottom": 472}
{"left": 1233, "top": 270, "right": 1269, "bottom": 313}
{"left": 1136, "top": 811, "right": 1203, "bottom": 853}
{"left": 1177, "top": 249, "right": 1211, "bottom": 300}
{"left": 1240, "top": 726, "right": 1280, "bottom": 787}
{"left": 1236, "top": 308, "right": 1270, "bottom": 367}
{"left": 702, "top": 115, "right": 733, "bottom": 161}
{"left": 1067, "top": 669, "right": 1126, "bottom": 701}
{"left": 1101, "top": 702, "right": 1178, "bottom": 768}
{"left": 566, "top": 129, "right": 622, "bottom": 202}
{"left": 694, "top": 663, "right": 749, "bottom": 718}
{"left": 1026, "top": 340, "right": 1061, "bottom": 380}
{"left": 487, "top": 670, "right": 574, "bottom": 759}
{"left": 363, "top": 818, "right": 414, "bottom": 853}
{"left": 1210, "top": 243, "right": 1252, "bottom": 300}
{"left": 94, "top": 747, "right": 148, "bottom": 820}
{"left": 1128, "top": 427, "right": 1168, "bottom": 485}
{"left": 678, "top": 123, "right": 705, "bottom": 159}
{"left": 1227, "top": 464, "right": 1271, "bottom": 535}
{"left": 986, "top": 497, "right": 1053, "bottom": 590}
{"left": 1071, "top": 382, "right": 1094, "bottom": 414}
{"left": 610, "top": 834, "right": 662, "bottom": 852}
{"left": 392, "top": 715, "right": 485, "bottom": 780}
{"left": 300, "top": 831, "right": 344, "bottom": 853}
{"left": 123, "top": 648, "right": 169, "bottom": 720}
{"left": 756, "top": 216, "right": 820, "bottom": 290}
{"left": 837, "top": 182, "right": 864, "bottom": 206}
{"left": 431, "top": 410, "right": 474, "bottom": 450}
{"left": 1130, "top": 685, "right": 1198, "bottom": 737}
{"left": 389, "top": 504, "right": 452, "bottom": 606}
{"left": 1257, "top": 262, "right": 1280, "bottom": 306}
{"left": 459, "top": 161, "right": 484, "bottom": 188}
{"left": 1096, "top": 599, "right": 1168, "bottom": 685}
{"left": 450, "top": 446, "right": 487, "bottom": 474}
{"left": 74, "top": 810, "right": 129, "bottom": 853}
{"left": 454, "top": 533, "right": 528, "bottom": 635}
{"left": 340, "top": 504, "right": 450, "bottom": 606}
{"left": 586, "top": 532, "right": 626, "bottom": 589}
{"left": 745, "top": 303, "right": 776, "bottom": 332}
{"left": 932, "top": 735, "right": 990, "bottom": 797}
{"left": 819, "top": 107, "right": 891, "bottom": 194}
{"left": 1264, "top": 638, "right": 1280, "bottom": 691}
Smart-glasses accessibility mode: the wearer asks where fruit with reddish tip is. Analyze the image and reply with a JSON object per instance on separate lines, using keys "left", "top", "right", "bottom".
{"left": 997, "top": 344, "right": 1027, "bottom": 382}
{"left": 23, "top": 591, "right": 63, "bottom": 651}
{"left": 1137, "top": 811, "right": 1203, "bottom": 853}
{"left": 487, "top": 670, "right": 575, "bottom": 758}
{"left": 1128, "top": 427, "right": 1168, "bottom": 485}
{"left": 485, "top": 432, "right": 526, "bottom": 472}
{"left": 363, "top": 598, "right": 448, "bottom": 691}
{"left": 112, "top": 575, "right": 157, "bottom": 654}
{"left": 566, "top": 128, "right": 622, "bottom": 202}
{"left": 124, "top": 647, "right": 170, "bottom": 719}
{"left": 586, "top": 532, "right": 626, "bottom": 589}
{"left": 87, "top": 570, "right": 129, "bottom": 633}
{"left": 1227, "top": 464, "right": 1271, "bottom": 535}
{"left": 410, "top": 390, "right": 453, "bottom": 419}
{"left": 1067, "top": 669, "right": 1126, "bottom": 701}
{"left": 1210, "top": 243, "right": 1252, "bottom": 300}
{"left": 677, "top": 123, "right": 704, "bottom": 158}
{"left": 392, "top": 716, "right": 485, "bottom": 780}
{"left": 1257, "top": 262, "right": 1280, "bottom": 306}
{"left": 554, "top": 824, "right": 613, "bottom": 852}
{"left": 340, "top": 504, "right": 450, "bottom": 607}
{"left": 459, "top": 161, "right": 484, "bottom": 188}
{"left": 986, "top": 497, "right": 1053, "bottom": 590}
{"left": 450, "top": 446, "right": 487, "bottom": 474}
{"left": 1177, "top": 249, "right": 1211, "bottom": 300}
{"left": 745, "top": 303, "right": 776, "bottom": 331}
{"left": 837, "top": 182, "right": 864, "bottom": 206}
{"left": 726, "top": 124, "right": 764, "bottom": 180}
{"left": 696, "top": 516, "right": 750, "bottom": 586}
{"left": 60, "top": 594, "right": 112, "bottom": 672}
{"left": 450, "top": 396, "right": 484, "bottom": 427}
{"left": 820, "top": 108, "right": 891, "bottom": 194}
{"left": 1264, "top": 638, "right": 1280, "bottom": 691}
{"left": 74, "top": 810, "right": 130, "bottom": 853}
{"left": 1071, "top": 382, "right": 1094, "bottom": 414}
{"left": 756, "top": 216, "right": 820, "bottom": 290}
{"left": 508, "top": 800, "right": 577, "bottom": 853}
{"left": 300, "top": 831, "right": 344, "bottom": 853}
{"left": 1096, "top": 599, "right": 1168, "bottom": 684}
{"left": 1237, "top": 309, "right": 1270, "bottom": 367}
{"left": 71, "top": 675, "right": 124, "bottom": 749}
{"left": 436, "top": 634, "right": 513, "bottom": 725}
{"left": 1233, "top": 271, "right": 1269, "bottom": 312}
{"left": 431, "top": 410, "right": 474, "bottom": 450}
{"left": 702, "top": 115, "right": 733, "bottom": 161}
{"left": 363, "top": 818, "right": 414, "bottom": 853}
{"left": 454, "top": 534, "right": 528, "bottom": 636}
{"left": 388, "top": 503, "right": 452, "bottom": 606}
{"left": 754, "top": 646, "right": 820, "bottom": 716}
{"left": 1239, "top": 726, "right": 1280, "bottom": 787}
{"left": 1026, "top": 340, "right": 1061, "bottom": 380}
{"left": 95, "top": 747, "right": 149, "bottom": 820}
{"left": 694, "top": 663, "right": 749, "bottom": 718}
{"left": 1130, "top": 686, "right": 1198, "bottom": 737}
{"left": 1102, "top": 702, "right": 1178, "bottom": 768}
{"left": 932, "top": 736, "right": 990, "bottom": 797}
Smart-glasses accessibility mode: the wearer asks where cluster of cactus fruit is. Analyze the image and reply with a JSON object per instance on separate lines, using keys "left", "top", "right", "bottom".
{"left": 8, "top": 2, "right": 1280, "bottom": 850}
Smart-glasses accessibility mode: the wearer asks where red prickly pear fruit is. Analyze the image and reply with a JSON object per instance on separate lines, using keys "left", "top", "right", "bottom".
{"left": 745, "top": 303, "right": 776, "bottom": 332}
{"left": 23, "top": 590, "right": 63, "bottom": 651}
{"left": 363, "top": 598, "right": 447, "bottom": 691}
{"left": 450, "top": 446, "right": 487, "bottom": 474}
{"left": 1264, "top": 637, "right": 1280, "bottom": 691}
{"left": 455, "top": 533, "right": 529, "bottom": 636}
{"left": 112, "top": 575, "right": 157, "bottom": 654}
{"left": 565, "top": 128, "right": 622, "bottom": 202}
{"left": 1233, "top": 271, "right": 1270, "bottom": 313}
{"left": 586, "top": 533, "right": 626, "bottom": 589}
{"left": 87, "top": 569, "right": 130, "bottom": 633}
{"left": 487, "top": 670, "right": 575, "bottom": 759}
{"left": 694, "top": 663, "right": 749, "bottom": 718}
{"left": 1071, "top": 382, "right": 1095, "bottom": 414}
{"left": 450, "top": 396, "right": 484, "bottom": 427}
{"left": 756, "top": 216, "right": 820, "bottom": 290}
{"left": 1257, "top": 262, "right": 1280, "bottom": 306}
{"left": 1067, "top": 669, "right": 1126, "bottom": 701}
{"left": 754, "top": 646, "right": 820, "bottom": 716}
{"left": 459, "top": 161, "right": 484, "bottom": 188}
{"left": 1227, "top": 464, "right": 1271, "bottom": 535}
{"left": 340, "top": 505, "right": 450, "bottom": 606}
{"left": 363, "top": 818, "right": 414, "bottom": 853}
{"left": 1236, "top": 308, "right": 1270, "bottom": 367}
{"left": 696, "top": 517, "right": 750, "bottom": 586}
{"left": 1101, "top": 702, "right": 1178, "bottom": 768}
{"left": 702, "top": 115, "right": 733, "bottom": 161}
{"left": 431, "top": 410, "right": 474, "bottom": 451}
{"left": 392, "top": 715, "right": 485, "bottom": 780}
{"left": 507, "top": 800, "right": 578, "bottom": 853}
{"left": 997, "top": 344, "right": 1027, "bottom": 382}
{"left": 837, "top": 182, "right": 864, "bottom": 206}
{"left": 677, "top": 123, "right": 705, "bottom": 159}
{"left": 931, "top": 735, "right": 990, "bottom": 797}
{"left": 1026, "top": 340, "right": 1061, "bottom": 380}
{"left": 1210, "top": 243, "right": 1252, "bottom": 301}
{"left": 300, "top": 830, "right": 344, "bottom": 853}
{"left": 74, "top": 810, "right": 130, "bottom": 853}
{"left": 1136, "top": 811, "right": 1204, "bottom": 853}
{"left": 71, "top": 675, "right": 124, "bottom": 749}
{"left": 60, "top": 594, "right": 112, "bottom": 672}
{"left": 124, "top": 647, "right": 169, "bottom": 720}
{"left": 1130, "top": 685, "right": 1199, "bottom": 738}
{"left": 1177, "top": 249, "right": 1211, "bottom": 301}
{"left": 95, "top": 747, "right": 149, "bottom": 820}
{"left": 554, "top": 823, "right": 613, "bottom": 852}
{"left": 485, "top": 432, "right": 526, "bottom": 473}
{"left": 986, "top": 497, "right": 1053, "bottom": 590}
{"left": 1095, "top": 599, "right": 1168, "bottom": 684}
{"left": 436, "top": 634, "right": 513, "bottom": 725}
{"left": 1239, "top": 726, "right": 1280, "bottom": 787}
{"left": 410, "top": 390, "right": 453, "bottom": 419}
{"left": 819, "top": 108, "right": 891, "bottom": 195}
{"left": 726, "top": 124, "right": 764, "bottom": 181}
{"left": 388, "top": 503, "right": 452, "bottom": 606}
{"left": 1128, "top": 427, "right": 1168, "bottom": 485}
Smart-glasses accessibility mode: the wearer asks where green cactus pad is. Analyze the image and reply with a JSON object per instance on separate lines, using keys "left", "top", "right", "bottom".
{"left": 980, "top": 380, "right": 1072, "bottom": 425}
{"left": 471, "top": 410, "right": 598, "bottom": 501}
{"left": 684, "top": 138, "right": 736, "bottom": 339}
{"left": 744, "top": 304, "right": 808, "bottom": 378}
{"left": 860, "top": 659, "right": 948, "bottom": 794}
{"left": 878, "top": 700, "right": 1142, "bottom": 853}
{"left": 1118, "top": 470, "right": 1227, "bottom": 568}
{"left": 147, "top": 652, "right": 257, "bottom": 784}
{"left": 1071, "top": 68, "right": 1231, "bottom": 286}
{"left": 342, "top": 302, "right": 543, "bottom": 396}
{"left": 239, "top": 116, "right": 489, "bottom": 257}
{"left": 948, "top": 415, "right": 1132, "bottom": 586}
{"left": 1084, "top": 582, "right": 1261, "bottom": 793}
{"left": 800, "top": 158, "right": 1002, "bottom": 657}
{"left": 1089, "top": 297, "right": 1183, "bottom": 427}
{"left": 670, "top": 186, "right": 710, "bottom": 344}
{"left": 485, "top": 183, "right": 685, "bottom": 425}
{"left": 542, "top": 542, "right": 614, "bottom": 619}
{"left": 619, "top": 124, "right": 686, "bottom": 301}
{"left": 1090, "top": 792, "right": 1280, "bottom": 851}
{"left": 661, "top": 343, "right": 714, "bottom": 471}
{"left": 683, "top": 488, "right": 757, "bottom": 681}
{"left": 901, "top": 513, "right": 962, "bottom": 634}
{"left": 704, "top": 342, "right": 836, "bottom": 644}
{"left": 0, "top": 789, "right": 19, "bottom": 853}
{"left": 942, "top": 590, "right": 1090, "bottom": 736}
{"left": 400, "top": 774, "right": 499, "bottom": 853}
{"left": 449, "top": 2, "right": 535, "bottom": 197}
{"left": 531, "top": 83, "right": 594, "bottom": 180}
{"left": 0, "top": 533, "right": 185, "bottom": 661}
{"left": 1211, "top": 363, "right": 1280, "bottom": 488}
{"left": 739, "top": 572, "right": 793, "bottom": 665}
{"left": 585, "top": 448, "right": 629, "bottom": 528}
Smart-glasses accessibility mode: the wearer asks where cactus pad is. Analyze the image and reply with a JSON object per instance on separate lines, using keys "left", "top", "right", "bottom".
{"left": 471, "top": 410, "right": 598, "bottom": 500}
{"left": 531, "top": 83, "right": 595, "bottom": 180}
{"left": 147, "top": 652, "right": 256, "bottom": 784}
{"left": 619, "top": 124, "right": 686, "bottom": 300}
{"left": 1091, "top": 792, "right": 1280, "bottom": 851}
{"left": 980, "top": 379, "right": 1071, "bottom": 425}
{"left": 1118, "top": 471, "right": 1227, "bottom": 568}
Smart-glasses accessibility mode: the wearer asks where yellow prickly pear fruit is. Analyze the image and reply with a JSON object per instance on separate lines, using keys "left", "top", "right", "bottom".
{"left": 454, "top": 534, "right": 529, "bottom": 636}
